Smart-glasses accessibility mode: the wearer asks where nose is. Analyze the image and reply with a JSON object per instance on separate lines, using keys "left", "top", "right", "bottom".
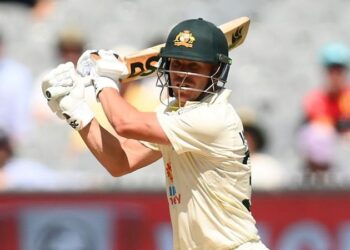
{"left": 173, "top": 73, "right": 191, "bottom": 86}
{"left": 174, "top": 71, "right": 187, "bottom": 79}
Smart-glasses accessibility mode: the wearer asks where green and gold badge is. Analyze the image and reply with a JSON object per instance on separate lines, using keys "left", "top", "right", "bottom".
{"left": 173, "top": 30, "right": 196, "bottom": 48}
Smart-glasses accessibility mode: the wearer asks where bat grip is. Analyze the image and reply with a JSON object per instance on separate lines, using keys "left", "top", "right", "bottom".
{"left": 45, "top": 76, "right": 92, "bottom": 100}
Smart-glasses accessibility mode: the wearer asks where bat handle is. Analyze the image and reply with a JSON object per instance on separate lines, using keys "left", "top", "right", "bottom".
{"left": 45, "top": 76, "right": 92, "bottom": 100}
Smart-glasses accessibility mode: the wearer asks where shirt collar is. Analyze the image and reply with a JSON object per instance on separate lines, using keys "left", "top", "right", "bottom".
{"left": 184, "top": 88, "right": 232, "bottom": 106}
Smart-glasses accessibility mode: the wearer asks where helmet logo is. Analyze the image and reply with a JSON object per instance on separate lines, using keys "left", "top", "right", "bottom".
{"left": 174, "top": 30, "right": 196, "bottom": 48}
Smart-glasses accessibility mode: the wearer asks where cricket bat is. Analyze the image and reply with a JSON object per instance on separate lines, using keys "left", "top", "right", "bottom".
{"left": 121, "top": 16, "right": 250, "bottom": 83}
{"left": 45, "top": 17, "right": 250, "bottom": 100}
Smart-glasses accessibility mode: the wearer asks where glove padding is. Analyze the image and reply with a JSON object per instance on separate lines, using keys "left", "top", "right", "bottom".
{"left": 59, "top": 80, "right": 94, "bottom": 130}
{"left": 41, "top": 62, "right": 77, "bottom": 120}
{"left": 41, "top": 62, "right": 77, "bottom": 100}
{"left": 77, "top": 49, "right": 128, "bottom": 98}
{"left": 47, "top": 98, "right": 65, "bottom": 120}
{"left": 41, "top": 62, "right": 94, "bottom": 130}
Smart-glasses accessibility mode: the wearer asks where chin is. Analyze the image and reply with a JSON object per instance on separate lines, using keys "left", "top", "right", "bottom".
{"left": 178, "top": 98, "right": 188, "bottom": 106}
{"left": 174, "top": 95, "right": 189, "bottom": 106}
{"left": 174, "top": 90, "right": 200, "bottom": 104}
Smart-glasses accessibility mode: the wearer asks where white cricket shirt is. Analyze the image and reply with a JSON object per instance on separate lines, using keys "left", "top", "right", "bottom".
{"left": 144, "top": 89, "right": 260, "bottom": 250}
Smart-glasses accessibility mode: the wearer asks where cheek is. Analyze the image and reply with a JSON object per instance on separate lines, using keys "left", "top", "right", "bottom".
{"left": 193, "top": 76, "right": 210, "bottom": 89}
{"left": 169, "top": 73, "right": 176, "bottom": 85}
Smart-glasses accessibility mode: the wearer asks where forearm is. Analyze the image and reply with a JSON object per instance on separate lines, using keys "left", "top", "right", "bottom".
{"left": 79, "top": 118, "right": 131, "bottom": 176}
{"left": 76, "top": 51, "right": 168, "bottom": 143}
{"left": 41, "top": 61, "right": 161, "bottom": 177}
{"left": 98, "top": 88, "right": 170, "bottom": 144}
{"left": 98, "top": 89, "right": 153, "bottom": 136}
{"left": 98, "top": 88, "right": 138, "bottom": 128}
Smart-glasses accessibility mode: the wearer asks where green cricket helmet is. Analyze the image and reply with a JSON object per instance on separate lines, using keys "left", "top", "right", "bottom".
{"left": 161, "top": 18, "right": 230, "bottom": 65}
{"left": 156, "top": 18, "right": 232, "bottom": 98}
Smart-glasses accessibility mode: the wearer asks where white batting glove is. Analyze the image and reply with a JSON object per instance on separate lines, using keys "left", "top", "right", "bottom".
{"left": 41, "top": 62, "right": 94, "bottom": 130}
{"left": 41, "top": 62, "right": 77, "bottom": 121}
{"left": 77, "top": 49, "right": 128, "bottom": 98}
{"left": 47, "top": 98, "right": 65, "bottom": 120}
{"left": 58, "top": 80, "right": 94, "bottom": 130}
{"left": 41, "top": 62, "right": 77, "bottom": 100}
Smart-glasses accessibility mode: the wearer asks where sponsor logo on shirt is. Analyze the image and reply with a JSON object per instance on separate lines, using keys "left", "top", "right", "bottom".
{"left": 168, "top": 185, "right": 181, "bottom": 205}
{"left": 166, "top": 162, "right": 181, "bottom": 205}
{"left": 166, "top": 162, "right": 174, "bottom": 183}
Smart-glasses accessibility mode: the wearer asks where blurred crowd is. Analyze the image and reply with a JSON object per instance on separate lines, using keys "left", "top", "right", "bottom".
{"left": 0, "top": 0, "right": 350, "bottom": 193}
{"left": 297, "top": 42, "right": 350, "bottom": 188}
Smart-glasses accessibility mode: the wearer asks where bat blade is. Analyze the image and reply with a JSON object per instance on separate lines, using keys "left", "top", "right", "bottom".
{"left": 220, "top": 16, "right": 250, "bottom": 50}
{"left": 120, "top": 16, "right": 250, "bottom": 83}
{"left": 121, "top": 43, "right": 165, "bottom": 83}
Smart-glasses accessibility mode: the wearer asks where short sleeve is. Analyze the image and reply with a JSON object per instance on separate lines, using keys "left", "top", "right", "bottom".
{"left": 157, "top": 103, "right": 239, "bottom": 154}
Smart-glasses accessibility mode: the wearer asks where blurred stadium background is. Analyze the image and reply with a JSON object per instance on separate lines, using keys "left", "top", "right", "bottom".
{"left": 0, "top": 0, "right": 350, "bottom": 249}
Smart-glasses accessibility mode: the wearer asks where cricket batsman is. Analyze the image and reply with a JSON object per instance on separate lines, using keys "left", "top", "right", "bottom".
{"left": 42, "top": 18, "right": 269, "bottom": 249}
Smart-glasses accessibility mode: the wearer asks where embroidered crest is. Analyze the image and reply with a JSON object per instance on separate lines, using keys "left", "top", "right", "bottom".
{"left": 174, "top": 30, "right": 196, "bottom": 48}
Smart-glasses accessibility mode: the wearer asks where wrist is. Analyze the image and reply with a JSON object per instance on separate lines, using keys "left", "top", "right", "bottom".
{"left": 93, "top": 76, "right": 120, "bottom": 100}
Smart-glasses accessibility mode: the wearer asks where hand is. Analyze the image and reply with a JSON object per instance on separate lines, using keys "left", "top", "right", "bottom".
{"left": 41, "top": 62, "right": 77, "bottom": 100}
{"left": 46, "top": 98, "right": 65, "bottom": 120}
{"left": 41, "top": 62, "right": 94, "bottom": 130}
{"left": 77, "top": 49, "right": 128, "bottom": 98}
{"left": 58, "top": 80, "right": 94, "bottom": 130}
{"left": 41, "top": 62, "right": 77, "bottom": 121}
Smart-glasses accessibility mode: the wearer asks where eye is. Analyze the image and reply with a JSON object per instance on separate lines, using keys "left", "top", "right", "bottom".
{"left": 188, "top": 63, "right": 200, "bottom": 72}
{"left": 170, "top": 60, "right": 181, "bottom": 70}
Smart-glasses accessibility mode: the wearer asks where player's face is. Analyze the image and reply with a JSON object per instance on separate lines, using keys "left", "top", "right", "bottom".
{"left": 326, "top": 65, "right": 347, "bottom": 93}
{"left": 169, "top": 59, "right": 216, "bottom": 106}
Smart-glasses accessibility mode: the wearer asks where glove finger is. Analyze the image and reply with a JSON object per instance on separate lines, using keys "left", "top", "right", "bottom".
{"left": 47, "top": 98, "right": 59, "bottom": 112}
{"left": 69, "top": 79, "right": 86, "bottom": 100}
{"left": 44, "top": 62, "right": 76, "bottom": 88}
{"left": 93, "top": 50, "right": 128, "bottom": 81}
{"left": 54, "top": 62, "right": 76, "bottom": 84}
{"left": 78, "top": 50, "right": 97, "bottom": 64}
{"left": 97, "top": 49, "right": 120, "bottom": 60}
{"left": 41, "top": 77, "right": 51, "bottom": 96}
{"left": 59, "top": 94, "right": 75, "bottom": 112}
{"left": 77, "top": 50, "right": 97, "bottom": 76}
{"left": 51, "top": 62, "right": 73, "bottom": 81}
{"left": 47, "top": 99, "right": 65, "bottom": 119}
{"left": 57, "top": 62, "right": 75, "bottom": 73}
{"left": 45, "top": 86, "right": 71, "bottom": 100}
